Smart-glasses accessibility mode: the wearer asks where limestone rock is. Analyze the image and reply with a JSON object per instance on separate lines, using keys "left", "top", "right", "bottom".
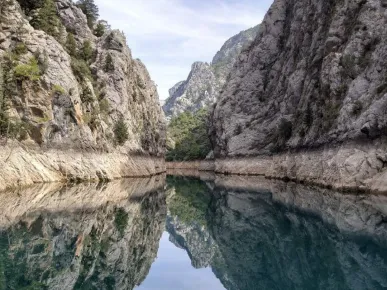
{"left": 163, "top": 25, "right": 259, "bottom": 119}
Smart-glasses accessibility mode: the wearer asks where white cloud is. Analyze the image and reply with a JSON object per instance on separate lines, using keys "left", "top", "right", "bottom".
{"left": 95, "top": 0, "right": 271, "bottom": 101}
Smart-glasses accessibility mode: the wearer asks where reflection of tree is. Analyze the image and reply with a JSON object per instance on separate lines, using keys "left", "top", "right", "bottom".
{"left": 0, "top": 188, "right": 166, "bottom": 290}
{"left": 166, "top": 175, "right": 211, "bottom": 226}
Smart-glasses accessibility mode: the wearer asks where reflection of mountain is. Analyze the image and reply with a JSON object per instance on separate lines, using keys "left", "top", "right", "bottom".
{"left": 0, "top": 177, "right": 167, "bottom": 290}
{"left": 166, "top": 175, "right": 387, "bottom": 290}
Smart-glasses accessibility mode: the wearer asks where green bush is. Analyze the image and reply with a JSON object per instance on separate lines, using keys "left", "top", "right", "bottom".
{"left": 52, "top": 84, "right": 65, "bottom": 94}
{"left": 14, "top": 57, "right": 41, "bottom": 81}
{"left": 94, "top": 22, "right": 105, "bottom": 37}
{"left": 114, "top": 117, "right": 129, "bottom": 146}
{"left": 14, "top": 42, "right": 28, "bottom": 55}
{"left": 71, "top": 57, "right": 91, "bottom": 81}
{"left": 80, "top": 86, "right": 94, "bottom": 103}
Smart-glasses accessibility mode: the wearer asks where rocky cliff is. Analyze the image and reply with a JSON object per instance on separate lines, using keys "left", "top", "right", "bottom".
{"left": 0, "top": 0, "right": 165, "bottom": 191}
{"left": 163, "top": 26, "right": 259, "bottom": 119}
{"left": 210, "top": 0, "right": 387, "bottom": 192}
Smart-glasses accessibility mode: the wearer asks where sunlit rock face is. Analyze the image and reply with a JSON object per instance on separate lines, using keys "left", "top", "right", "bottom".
{"left": 0, "top": 0, "right": 166, "bottom": 191}
{"left": 0, "top": 178, "right": 167, "bottom": 290}
{"left": 165, "top": 175, "right": 387, "bottom": 290}
{"left": 163, "top": 26, "right": 259, "bottom": 119}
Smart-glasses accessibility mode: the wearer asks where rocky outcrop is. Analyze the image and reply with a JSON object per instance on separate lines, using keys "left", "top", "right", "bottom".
{"left": 163, "top": 26, "right": 259, "bottom": 119}
{"left": 210, "top": 0, "right": 387, "bottom": 192}
{"left": 0, "top": 0, "right": 165, "bottom": 191}
{"left": 0, "top": 177, "right": 167, "bottom": 289}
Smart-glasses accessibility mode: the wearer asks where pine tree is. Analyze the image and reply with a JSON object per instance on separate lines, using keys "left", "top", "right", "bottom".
{"left": 114, "top": 117, "right": 129, "bottom": 146}
{"left": 76, "top": 0, "right": 99, "bottom": 28}
{"left": 30, "top": 0, "right": 61, "bottom": 38}
{"left": 65, "top": 33, "right": 77, "bottom": 57}
{"left": 94, "top": 22, "right": 105, "bottom": 37}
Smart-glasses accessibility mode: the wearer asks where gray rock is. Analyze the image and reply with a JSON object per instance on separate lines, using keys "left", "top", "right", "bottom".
{"left": 163, "top": 25, "right": 259, "bottom": 119}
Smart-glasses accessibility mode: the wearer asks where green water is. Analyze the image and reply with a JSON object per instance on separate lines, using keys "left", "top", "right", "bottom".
{"left": 1, "top": 175, "right": 387, "bottom": 290}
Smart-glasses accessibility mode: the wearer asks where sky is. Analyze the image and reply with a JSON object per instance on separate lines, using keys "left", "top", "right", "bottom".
{"left": 135, "top": 232, "right": 225, "bottom": 290}
{"left": 95, "top": 0, "right": 273, "bottom": 101}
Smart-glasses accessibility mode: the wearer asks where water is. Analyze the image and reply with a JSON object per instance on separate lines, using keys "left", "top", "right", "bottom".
{"left": 1, "top": 174, "right": 387, "bottom": 290}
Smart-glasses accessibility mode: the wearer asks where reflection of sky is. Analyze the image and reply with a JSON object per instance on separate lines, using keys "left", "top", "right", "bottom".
{"left": 135, "top": 232, "right": 225, "bottom": 290}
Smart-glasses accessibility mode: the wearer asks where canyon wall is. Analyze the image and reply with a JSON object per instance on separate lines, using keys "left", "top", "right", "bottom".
{"left": 0, "top": 0, "right": 166, "bottom": 191}
{"left": 210, "top": 0, "right": 387, "bottom": 192}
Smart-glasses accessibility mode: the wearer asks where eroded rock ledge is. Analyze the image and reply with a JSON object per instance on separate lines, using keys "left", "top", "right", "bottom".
{"left": 0, "top": 143, "right": 165, "bottom": 192}
{"left": 214, "top": 140, "right": 387, "bottom": 194}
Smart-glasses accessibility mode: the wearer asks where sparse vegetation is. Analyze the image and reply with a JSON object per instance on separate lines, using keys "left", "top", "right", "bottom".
{"left": 166, "top": 109, "right": 211, "bottom": 161}
{"left": 114, "top": 207, "right": 128, "bottom": 236}
{"left": 14, "top": 42, "right": 28, "bottom": 55}
{"left": 52, "top": 84, "right": 65, "bottom": 95}
{"left": 80, "top": 86, "right": 94, "bottom": 103}
{"left": 14, "top": 57, "right": 41, "bottom": 81}
{"left": 114, "top": 116, "right": 129, "bottom": 146}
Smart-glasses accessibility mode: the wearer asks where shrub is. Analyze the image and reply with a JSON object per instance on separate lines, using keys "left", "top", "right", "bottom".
{"left": 52, "top": 84, "right": 65, "bottom": 94}
{"left": 14, "top": 57, "right": 41, "bottom": 81}
{"left": 114, "top": 207, "right": 128, "bottom": 236}
{"left": 94, "top": 22, "right": 105, "bottom": 37}
{"left": 80, "top": 40, "right": 93, "bottom": 62}
{"left": 14, "top": 42, "right": 28, "bottom": 55}
{"left": 71, "top": 57, "right": 91, "bottom": 81}
{"left": 104, "top": 53, "right": 114, "bottom": 72}
{"left": 80, "top": 86, "right": 94, "bottom": 103}
{"left": 114, "top": 117, "right": 129, "bottom": 146}
{"left": 65, "top": 33, "right": 77, "bottom": 57}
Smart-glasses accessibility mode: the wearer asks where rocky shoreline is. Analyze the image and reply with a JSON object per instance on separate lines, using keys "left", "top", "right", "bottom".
{"left": 0, "top": 143, "right": 165, "bottom": 193}
{"left": 167, "top": 140, "right": 387, "bottom": 194}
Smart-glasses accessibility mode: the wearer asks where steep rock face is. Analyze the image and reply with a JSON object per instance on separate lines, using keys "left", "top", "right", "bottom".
{"left": 0, "top": 178, "right": 167, "bottom": 290}
{"left": 210, "top": 0, "right": 387, "bottom": 191}
{"left": 0, "top": 0, "right": 165, "bottom": 189}
{"left": 163, "top": 26, "right": 259, "bottom": 119}
{"left": 163, "top": 62, "right": 218, "bottom": 118}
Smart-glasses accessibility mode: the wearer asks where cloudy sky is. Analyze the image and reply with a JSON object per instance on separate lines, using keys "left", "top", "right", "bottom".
{"left": 95, "top": 0, "right": 273, "bottom": 101}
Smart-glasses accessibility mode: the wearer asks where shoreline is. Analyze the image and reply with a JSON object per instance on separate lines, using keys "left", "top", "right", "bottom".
{"left": 0, "top": 144, "right": 166, "bottom": 193}
{"left": 166, "top": 141, "right": 387, "bottom": 194}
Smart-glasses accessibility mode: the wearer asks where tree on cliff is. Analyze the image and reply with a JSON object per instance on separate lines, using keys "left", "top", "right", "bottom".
{"left": 76, "top": 0, "right": 99, "bottom": 28}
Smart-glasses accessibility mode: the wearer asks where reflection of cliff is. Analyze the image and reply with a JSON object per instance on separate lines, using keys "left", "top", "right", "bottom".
{"left": 166, "top": 175, "right": 387, "bottom": 290}
{"left": 165, "top": 175, "right": 218, "bottom": 269}
{"left": 0, "top": 178, "right": 167, "bottom": 290}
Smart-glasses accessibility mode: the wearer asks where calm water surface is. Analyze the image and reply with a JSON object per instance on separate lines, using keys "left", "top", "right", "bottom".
{"left": 1, "top": 174, "right": 387, "bottom": 290}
